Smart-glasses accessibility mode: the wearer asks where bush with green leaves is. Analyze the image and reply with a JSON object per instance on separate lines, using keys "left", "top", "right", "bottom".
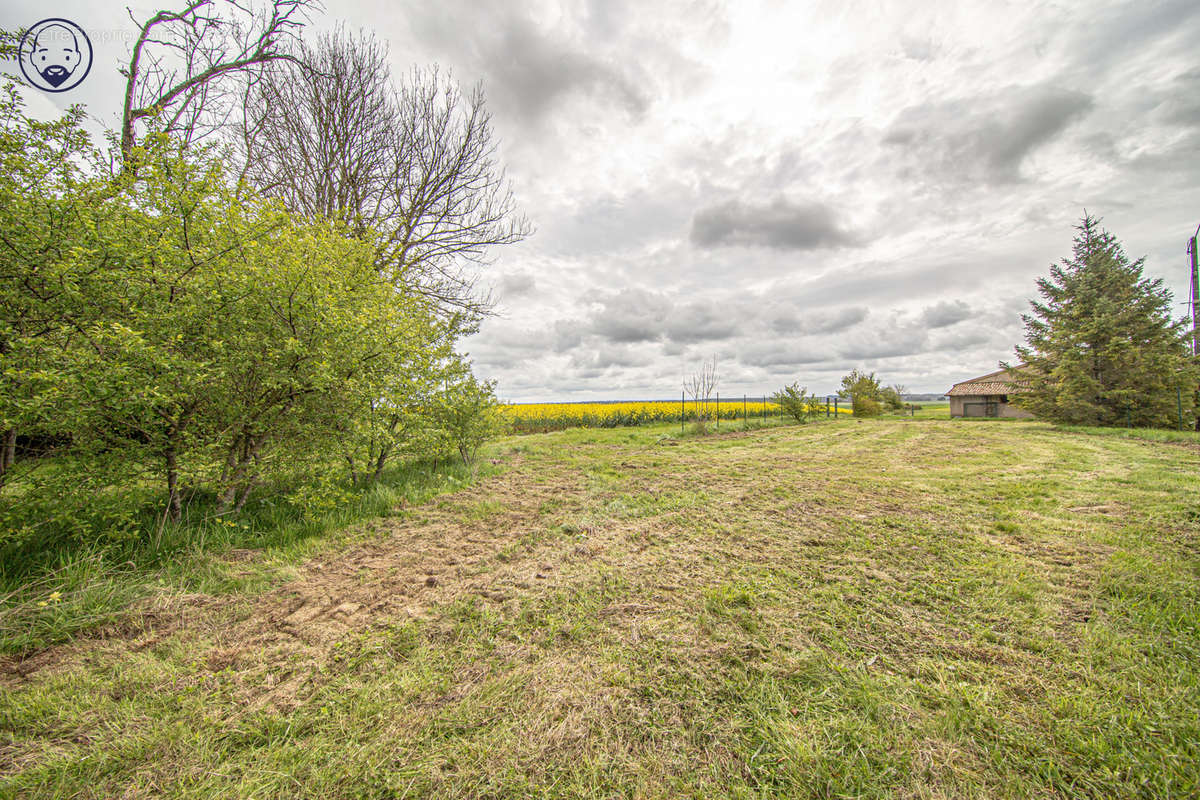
{"left": 839, "top": 369, "right": 884, "bottom": 417}
{"left": 0, "top": 82, "right": 497, "bottom": 553}
{"left": 774, "top": 383, "right": 824, "bottom": 423}
{"left": 430, "top": 369, "right": 501, "bottom": 467}
{"left": 879, "top": 385, "right": 905, "bottom": 413}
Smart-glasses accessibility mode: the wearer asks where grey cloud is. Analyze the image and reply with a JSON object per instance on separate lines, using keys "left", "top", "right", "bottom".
{"left": 404, "top": 2, "right": 648, "bottom": 126}
{"left": 1070, "top": 0, "right": 1200, "bottom": 77}
{"left": 498, "top": 272, "right": 537, "bottom": 298}
{"left": 1150, "top": 68, "right": 1200, "bottom": 127}
{"left": 836, "top": 312, "right": 931, "bottom": 361}
{"left": 920, "top": 300, "right": 972, "bottom": 328}
{"left": 690, "top": 198, "right": 857, "bottom": 250}
{"left": 767, "top": 306, "right": 868, "bottom": 335}
{"left": 740, "top": 342, "right": 834, "bottom": 368}
{"left": 571, "top": 344, "right": 652, "bottom": 370}
{"left": 662, "top": 300, "right": 738, "bottom": 343}
{"left": 489, "top": 20, "right": 648, "bottom": 122}
{"left": 897, "top": 32, "right": 939, "bottom": 62}
{"left": 585, "top": 288, "right": 671, "bottom": 343}
{"left": 884, "top": 83, "right": 1094, "bottom": 184}
{"left": 546, "top": 186, "right": 693, "bottom": 255}
{"left": 551, "top": 321, "right": 584, "bottom": 353}
{"left": 808, "top": 306, "right": 869, "bottom": 334}
{"left": 931, "top": 328, "right": 994, "bottom": 350}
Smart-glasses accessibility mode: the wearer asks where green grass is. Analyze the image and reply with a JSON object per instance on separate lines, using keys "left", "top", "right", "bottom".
{"left": 2, "top": 418, "right": 1199, "bottom": 798}
{"left": 909, "top": 401, "right": 951, "bottom": 419}
{"left": 1054, "top": 423, "right": 1200, "bottom": 445}
{"left": 0, "top": 458, "right": 488, "bottom": 656}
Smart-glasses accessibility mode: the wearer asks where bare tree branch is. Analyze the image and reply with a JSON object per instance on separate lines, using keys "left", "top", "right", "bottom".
{"left": 240, "top": 30, "right": 530, "bottom": 321}
{"left": 684, "top": 356, "right": 719, "bottom": 428}
{"left": 120, "top": 0, "right": 315, "bottom": 163}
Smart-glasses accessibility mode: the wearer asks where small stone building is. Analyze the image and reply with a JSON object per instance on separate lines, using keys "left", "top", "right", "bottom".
{"left": 947, "top": 367, "right": 1033, "bottom": 419}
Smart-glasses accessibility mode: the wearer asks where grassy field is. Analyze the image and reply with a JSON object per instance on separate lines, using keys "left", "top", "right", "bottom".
{"left": 2, "top": 417, "right": 1199, "bottom": 798}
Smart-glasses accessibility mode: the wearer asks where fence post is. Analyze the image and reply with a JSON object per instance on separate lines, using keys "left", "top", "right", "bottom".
{"left": 1179, "top": 386, "right": 1184, "bottom": 431}
{"left": 743, "top": 394, "right": 747, "bottom": 425}
{"left": 1127, "top": 405, "right": 1132, "bottom": 428}
{"left": 716, "top": 392, "right": 719, "bottom": 429}
{"left": 834, "top": 396, "right": 839, "bottom": 416}
{"left": 681, "top": 389, "right": 684, "bottom": 433}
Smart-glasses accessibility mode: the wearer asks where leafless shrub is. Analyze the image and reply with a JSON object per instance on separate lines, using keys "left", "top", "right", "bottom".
{"left": 684, "top": 356, "right": 719, "bottom": 430}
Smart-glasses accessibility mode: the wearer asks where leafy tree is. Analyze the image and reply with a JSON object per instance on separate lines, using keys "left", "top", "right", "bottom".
{"left": 431, "top": 367, "right": 500, "bottom": 467}
{"left": 1011, "top": 215, "right": 1198, "bottom": 427}
{"left": 0, "top": 85, "right": 94, "bottom": 487}
{"left": 839, "top": 369, "right": 883, "bottom": 417}
{"left": 879, "top": 385, "right": 905, "bottom": 413}
{"left": 338, "top": 308, "right": 458, "bottom": 485}
{"left": 1, "top": 94, "right": 453, "bottom": 525}
{"left": 774, "top": 383, "right": 824, "bottom": 423}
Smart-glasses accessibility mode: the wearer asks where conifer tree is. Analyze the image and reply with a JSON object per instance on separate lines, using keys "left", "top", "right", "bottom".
{"left": 1010, "top": 215, "right": 1198, "bottom": 427}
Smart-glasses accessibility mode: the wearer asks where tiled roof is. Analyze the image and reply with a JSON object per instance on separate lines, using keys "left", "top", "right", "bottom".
{"left": 946, "top": 365, "right": 1028, "bottom": 397}
{"left": 946, "top": 381, "right": 1015, "bottom": 397}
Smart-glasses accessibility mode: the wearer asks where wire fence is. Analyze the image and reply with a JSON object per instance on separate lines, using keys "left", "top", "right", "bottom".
{"left": 500, "top": 395, "right": 855, "bottom": 434}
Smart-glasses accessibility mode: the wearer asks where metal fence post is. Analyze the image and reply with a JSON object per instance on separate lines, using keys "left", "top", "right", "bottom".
{"left": 1179, "top": 386, "right": 1184, "bottom": 431}
{"left": 681, "top": 389, "right": 684, "bottom": 433}
{"left": 716, "top": 392, "right": 719, "bottom": 429}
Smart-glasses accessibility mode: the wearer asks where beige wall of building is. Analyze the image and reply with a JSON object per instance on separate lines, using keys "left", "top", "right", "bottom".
{"left": 949, "top": 394, "right": 1034, "bottom": 419}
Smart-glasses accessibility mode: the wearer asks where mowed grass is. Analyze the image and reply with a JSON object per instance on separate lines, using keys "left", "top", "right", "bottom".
{"left": 3, "top": 417, "right": 1199, "bottom": 798}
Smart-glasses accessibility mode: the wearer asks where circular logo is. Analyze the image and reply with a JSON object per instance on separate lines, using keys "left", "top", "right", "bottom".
{"left": 18, "top": 18, "right": 93, "bottom": 93}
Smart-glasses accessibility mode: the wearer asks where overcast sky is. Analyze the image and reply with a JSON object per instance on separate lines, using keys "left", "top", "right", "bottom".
{"left": 4, "top": 0, "right": 1199, "bottom": 400}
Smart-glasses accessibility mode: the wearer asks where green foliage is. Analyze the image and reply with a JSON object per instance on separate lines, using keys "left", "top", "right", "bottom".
{"left": 0, "top": 81, "right": 502, "bottom": 558}
{"left": 879, "top": 385, "right": 905, "bottom": 413}
{"left": 431, "top": 368, "right": 501, "bottom": 467}
{"left": 1012, "top": 215, "right": 1199, "bottom": 428}
{"left": 839, "top": 369, "right": 884, "bottom": 417}
{"left": 773, "top": 383, "right": 824, "bottom": 423}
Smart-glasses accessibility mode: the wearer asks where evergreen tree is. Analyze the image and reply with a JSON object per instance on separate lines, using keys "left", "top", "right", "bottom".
{"left": 1010, "top": 215, "right": 1198, "bottom": 427}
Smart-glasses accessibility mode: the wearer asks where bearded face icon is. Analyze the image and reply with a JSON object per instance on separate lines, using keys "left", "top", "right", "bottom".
{"left": 30, "top": 24, "right": 81, "bottom": 88}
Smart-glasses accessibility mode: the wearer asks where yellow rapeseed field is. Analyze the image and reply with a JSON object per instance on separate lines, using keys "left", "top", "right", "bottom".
{"left": 499, "top": 399, "right": 851, "bottom": 433}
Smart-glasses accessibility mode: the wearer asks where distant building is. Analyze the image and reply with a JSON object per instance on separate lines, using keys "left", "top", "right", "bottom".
{"left": 946, "top": 367, "right": 1033, "bottom": 419}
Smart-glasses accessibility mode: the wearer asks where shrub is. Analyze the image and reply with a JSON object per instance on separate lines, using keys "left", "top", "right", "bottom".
{"left": 431, "top": 372, "right": 501, "bottom": 467}
{"left": 774, "top": 383, "right": 824, "bottom": 423}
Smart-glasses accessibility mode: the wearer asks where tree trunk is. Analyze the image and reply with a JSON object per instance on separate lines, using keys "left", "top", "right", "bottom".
{"left": 371, "top": 444, "right": 391, "bottom": 482}
{"left": 0, "top": 428, "right": 15, "bottom": 487}
{"left": 234, "top": 479, "right": 256, "bottom": 513}
{"left": 217, "top": 434, "right": 261, "bottom": 514}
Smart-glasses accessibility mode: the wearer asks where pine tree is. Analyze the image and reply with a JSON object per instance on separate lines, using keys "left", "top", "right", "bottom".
{"left": 1010, "top": 215, "right": 1198, "bottom": 428}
